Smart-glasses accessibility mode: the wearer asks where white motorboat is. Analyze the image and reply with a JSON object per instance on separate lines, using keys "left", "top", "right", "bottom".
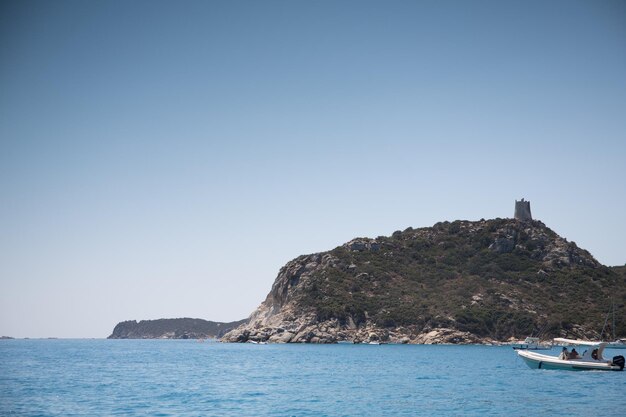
{"left": 517, "top": 338, "right": 625, "bottom": 371}
{"left": 511, "top": 337, "right": 552, "bottom": 350}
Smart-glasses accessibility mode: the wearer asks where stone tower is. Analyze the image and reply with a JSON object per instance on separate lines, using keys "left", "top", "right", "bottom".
{"left": 514, "top": 198, "right": 532, "bottom": 221}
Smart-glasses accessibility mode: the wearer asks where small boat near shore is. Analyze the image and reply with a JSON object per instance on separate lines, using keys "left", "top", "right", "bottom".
{"left": 606, "top": 339, "right": 626, "bottom": 349}
{"left": 517, "top": 338, "right": 625, "bottom": 371}
{"left": 511, "top": 337, "right": 552, "bottom": 350}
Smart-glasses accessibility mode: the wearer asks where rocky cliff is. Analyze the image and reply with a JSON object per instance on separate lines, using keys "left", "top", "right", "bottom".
{"left": 222, "top": 218, "right": 625, "bottom": 344}
{"left": 108, "top": 317, "right": 247, "bottom": 339}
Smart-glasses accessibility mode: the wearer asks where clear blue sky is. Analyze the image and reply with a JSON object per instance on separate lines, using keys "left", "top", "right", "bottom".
{"left": 1, "top": 0, "right": 625, "bottom": 338}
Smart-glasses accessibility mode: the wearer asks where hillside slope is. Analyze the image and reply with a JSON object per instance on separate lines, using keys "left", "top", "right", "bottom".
{"left": 223, "top": 219, "right": 625, "bottom": 344}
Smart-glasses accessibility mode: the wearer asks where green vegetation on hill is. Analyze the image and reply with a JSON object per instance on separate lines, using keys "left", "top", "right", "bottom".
{"left": 294, "top": 219, "right": 625, "bottom": 340}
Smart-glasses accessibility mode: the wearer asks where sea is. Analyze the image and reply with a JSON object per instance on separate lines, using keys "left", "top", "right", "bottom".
{"left": 1, "top": 339, "right": 625, "bottom": 416}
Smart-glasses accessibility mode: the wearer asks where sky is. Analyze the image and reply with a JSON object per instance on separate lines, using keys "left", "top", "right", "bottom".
{"left": 1, "top": 0, "right": 625, "bottom": 338}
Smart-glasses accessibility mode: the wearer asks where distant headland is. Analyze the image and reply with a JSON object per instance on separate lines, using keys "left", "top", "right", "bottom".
{"left": 108, "top": 318, "right": 247, "bottom": 339}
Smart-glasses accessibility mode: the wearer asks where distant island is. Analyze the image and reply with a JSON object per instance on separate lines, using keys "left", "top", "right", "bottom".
{"left": 108, "top": 318, "right": 247, "bottom": 339}
{"left": 222, "top": 200, "right": 626, "bottom": 344}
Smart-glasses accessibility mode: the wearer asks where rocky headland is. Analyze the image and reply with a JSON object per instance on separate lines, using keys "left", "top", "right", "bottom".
{"left": 108, "top": 317, "right": 247, "bottom": 339}
{"left": 222, "top": 218, "right": 625, "bottom": 344}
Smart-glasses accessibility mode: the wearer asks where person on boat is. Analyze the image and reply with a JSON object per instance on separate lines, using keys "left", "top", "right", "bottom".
{"left": 591, "top": 348, "right": 599, "bottom": 360}
{"left": 559, "top": 347, "right": 569, "bottom": 360}
{"left": 570, "top": 348, "right": 580, "bottom": 359}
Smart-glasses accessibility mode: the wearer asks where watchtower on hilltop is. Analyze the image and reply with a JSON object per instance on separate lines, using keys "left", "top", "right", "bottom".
{"left": 514, "top": 198, "right": 532, "bottom": 221}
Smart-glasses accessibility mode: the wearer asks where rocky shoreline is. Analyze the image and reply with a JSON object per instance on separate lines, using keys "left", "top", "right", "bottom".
{"left": 223, "top": 322, "right": 492, "bottom": 345}
{"left": 220, "top": 300, "right": 509, "bottom": 345}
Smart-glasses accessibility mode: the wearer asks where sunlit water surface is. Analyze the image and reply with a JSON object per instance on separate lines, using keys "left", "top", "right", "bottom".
{"left": 1, "top": 340, "right": 625, "bottom": 416}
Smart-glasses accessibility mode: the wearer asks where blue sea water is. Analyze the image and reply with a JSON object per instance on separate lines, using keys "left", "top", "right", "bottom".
{"left": 1, "top": 340, "right": 625, "bottom": 416}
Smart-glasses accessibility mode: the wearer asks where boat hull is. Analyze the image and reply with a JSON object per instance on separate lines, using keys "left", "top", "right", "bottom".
{"left": 517, "top": 350, "right": 623, "bottom": 371}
